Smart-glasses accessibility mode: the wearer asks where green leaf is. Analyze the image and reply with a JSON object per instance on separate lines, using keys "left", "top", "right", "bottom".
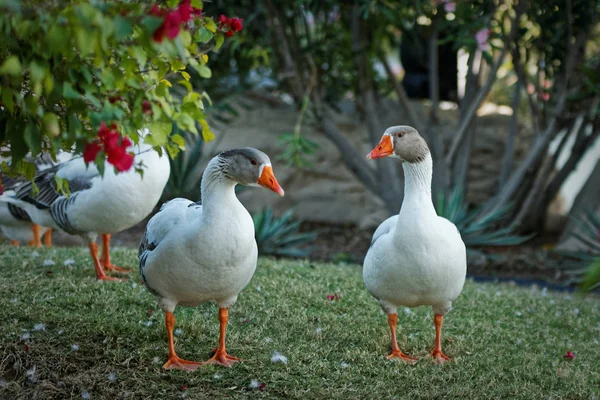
{"left": 1, "top": 90, "right": 14, "bottom": 113}
{"left": 24, "top": 122, "right": 41, "bottom": 155}
{"left": 197, "top": 64, "right": 212, "bottom": 78}
{"left": 214, "top": 32, "right": 225, "bottom": 50}
{"left": 0, "top": 56, "right": 21, "bottom": 76}
{"left": 147, "top": 121, "right": 173, "bottom": 146}
{"left": 114, "top": 16, "right": 133, "bottom": 41}
{"left": 200, "top": 119, "right": 215, "bottom": 141}
{"left": 131, "top": 46, "right": 148, "bottom": 68}
{"left": 140, "top": 16, "right": 164, "bottom": 36}
{"left": 42, "top": 113, "right": 60, "bottom": 137}
{"left": 47, "top": 24, "right": 67, "bottom": 53}
{"left": 171, "top": 134, "right": 185, "bottom": 148}
{"left": 29, "top": 61, "right": 46, "bottom": 83}
{"left": 191, "top": 0, "right": 203, "bottom": 8}
{"left": 62, "top": 82, "right": 80, "bottom": 99}
{"left": 204, "top": 17, "right": 217, "bottom": 33}
{"left": 195, "top": 27, "right": 213, "bottom": 43}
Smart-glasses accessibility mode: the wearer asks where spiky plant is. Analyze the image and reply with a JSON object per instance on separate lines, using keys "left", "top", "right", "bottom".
{"left": 556, "top": 209, "right": 600, "bottom": 290}
{"left": 253, "top": 208, "right": 317, "bottom": 258}
{"left": 435, "top": 188, "right": 533, "bottom": 256}
{"left": 163, "top": 128, "right": 205, "bottom": 201}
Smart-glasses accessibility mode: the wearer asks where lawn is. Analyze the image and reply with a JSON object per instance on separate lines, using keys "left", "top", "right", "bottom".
{"left": 0, "top": 245, "right": 599, "bottom": 399}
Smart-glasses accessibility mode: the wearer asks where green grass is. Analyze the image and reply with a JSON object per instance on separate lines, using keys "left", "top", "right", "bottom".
{"left": 0, "top": 246, "right": 599, "bottom": 399}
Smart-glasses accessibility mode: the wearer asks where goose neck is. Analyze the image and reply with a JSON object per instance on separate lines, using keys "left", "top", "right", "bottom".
{"left": 200, "top": 158, "right": 238, "bottom": 212}
{"left": 400, "top": 152, "right": 436, "bottom": 214}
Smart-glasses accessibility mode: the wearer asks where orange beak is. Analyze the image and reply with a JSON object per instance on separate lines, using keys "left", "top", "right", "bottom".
{"left": 258, "top": 165, "right": 285, "bottom": 196}
{"left": 366, "top": 135, "right": 394, "bottom": 160}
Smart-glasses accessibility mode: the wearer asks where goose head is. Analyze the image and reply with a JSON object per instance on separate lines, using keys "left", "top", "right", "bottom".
{"left": 366, "top": 125, "right": 429, "bottom": 163}
{"left": 217, "top": 148, "right": 285, "bottom": 196}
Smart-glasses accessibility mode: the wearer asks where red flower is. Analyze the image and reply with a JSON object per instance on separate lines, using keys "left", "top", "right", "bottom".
{"left": 563, "top": 350, "right": 575, "bottom": 360}
{"left": 87, "top": 123, "right": 135, "bottom": 172}
{"left": 151, "top": 0, "right": 202, "bottom": 42}
{"left": 149, "top": 4, "right": 165, "bottom": 17}
{"left": 177, "top": 0, "right": 192, "bottom": 22}
{"left": 229, "top": 17, "right": 243, "bottom": 32}
{"left": 181, "top": 385, "right": 188, "bottom": 391}
{"left": 83, "top": 142, "right": 102, "bottom": 163}
{"left": 108, "top": 96, "right": 121, "bottom": 104}
{"left": 142, "top": 100, "right": 152, "bottom": 114}
{"left": 326, "top": 294, "right": 339, "bottom": 301}
{"left": 218, "top": 15, "right": 243, "bottom": 36}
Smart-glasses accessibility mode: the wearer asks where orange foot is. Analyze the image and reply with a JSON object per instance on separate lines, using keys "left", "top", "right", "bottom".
{"left": 102, "top": 262, "right": 131, "bottom": 273}
{"left": 431, "top": 350, "right": 451, "bottom": 364}
{"left": 204, "top": 351, "right": 241, "bottom": 367}
{"left": 387, "top": 350, "right": 419, "bottom": 365}
{"left": 163, "top": 356, "right": 203, "bottom": 371}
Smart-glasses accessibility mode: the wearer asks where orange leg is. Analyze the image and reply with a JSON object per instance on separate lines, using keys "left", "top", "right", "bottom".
{"left": 100, "top": 234, "right": 130, "bottom": 273}
{"left": 88, "top": 242, "right": 123, "bottom": 281}
{"left": 204, "top": 308, "right": 241, "bottom": 367}
{"left": 431, "top": 314, "right": 451, "bottom": 364}
{"left": 30, "top": 224, "right": 42, "bottom": 247}
{"left": 386, "top": 313, "right": 418, "bottom": 364}
{"left": 10, "top": 240, "right": 19, "bottom": 246}
{"left": 43, "top": 229, "right": 53, "bottom": 247}
{"left": 162, "top": 312, "right": 203, "bottom": 371}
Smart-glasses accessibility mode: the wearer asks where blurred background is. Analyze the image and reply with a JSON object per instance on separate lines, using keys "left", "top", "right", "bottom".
{"left": 4, "top": 0, "right": 600, "bottom": 289}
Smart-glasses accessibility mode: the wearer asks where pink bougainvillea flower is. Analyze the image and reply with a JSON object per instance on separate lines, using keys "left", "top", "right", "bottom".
{"left": 538, "top": 92, "right": 550, "bottom": 102}
{"left": 475, "top": 28, "right": 491, "bottom": 51}
{"left": 229, "top": 17, "right": 243, "bottom": 32}
{"left": 444, "top": 2, "right": 456, "bottom": 12}
{"left": 177, "top": 0, "right": 192, "bottom": 22}
{"left": 83, "top": 142, "right": 102, "bottom": 163}
{"left": 218, "top": 15, "right": 243, "bottom": 36}
{"left": 142, "top": 100, "right": 152, "bottom": 114}
{"left": 326, "top": 294, "right": 339, "bottom": 301}
{"left": 563, "top": 350, "right": 575, "bottom": 360}
{"left": 86, "top": 122, "right": 135, "bottom": 172}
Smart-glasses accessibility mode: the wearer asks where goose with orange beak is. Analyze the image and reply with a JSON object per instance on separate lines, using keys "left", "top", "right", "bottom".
{"left": 139, "top": 148, "right": 284, "bottom": 370}
{"left": 363, "top": 126, "right": 466, "bottom": 364}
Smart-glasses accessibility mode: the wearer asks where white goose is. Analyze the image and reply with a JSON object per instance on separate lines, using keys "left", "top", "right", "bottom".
{"left": 363, "top": 125, "right": 466, "bottom": 364}
{"left": 139, "top": 148, "right": 284, "bottom": 370}
{"left": 0, "top": 139, "right": 170, "bottom": 280}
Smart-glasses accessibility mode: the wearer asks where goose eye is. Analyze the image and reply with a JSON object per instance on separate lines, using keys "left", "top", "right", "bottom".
{"left": 250, "top": 159, "right": 257, "bottom": 166}
{"left": 397, "top": 132, "right": 404, "bottom": 138}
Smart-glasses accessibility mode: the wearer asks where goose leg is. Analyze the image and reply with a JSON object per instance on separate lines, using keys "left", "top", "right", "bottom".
{"left": 431, "top": 314, "right": 451, "bottom": 364}
{"left": 10, "top": 240, "right": 19, "bottom": 246}
{"left": 386, "top": 313, "right": 418, "bottom": 364}
{"left": 43, "top": 229, "right": 53, "bottom": 247}
{"left": 162, "top": 312, "right": 202, "bottom": 371}
{"left": 88, "top": 242, "right": 123, "bottom": 281}
{"left": 30, "top": 224, "right": 42, "bottom": 247}
{"left": 100, "top": 234, "right": 130, "bottom": 273}
{"left": 204, "top": 308, "right": 241, "bottom": 367}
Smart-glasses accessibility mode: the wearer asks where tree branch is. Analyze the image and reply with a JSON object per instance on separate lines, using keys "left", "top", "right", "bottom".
{"left": 377, "top": 50, "right": 423, "bottom": 132}
{"left": 499, "top": 80, "right": 521, "bottom": 187}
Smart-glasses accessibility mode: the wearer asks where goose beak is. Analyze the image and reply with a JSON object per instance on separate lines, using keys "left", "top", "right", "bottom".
{"left": 366, "top": 135, "right": 393, "bottom": 159}
{"left": 258, "top": 165, "right": 285, "bottom": 197}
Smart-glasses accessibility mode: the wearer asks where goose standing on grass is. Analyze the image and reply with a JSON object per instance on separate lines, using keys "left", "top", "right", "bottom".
{"left": 139, "top": 148, "right": 284, "bottom": 370}
{"left": 363, "top": 125, "right": 466, "bottom": 364}
{"left": 0, "top": 139, "right": 170, "bottom": 281}
{"left": 0, "top": 153, "right": 72, "bottom": 247}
